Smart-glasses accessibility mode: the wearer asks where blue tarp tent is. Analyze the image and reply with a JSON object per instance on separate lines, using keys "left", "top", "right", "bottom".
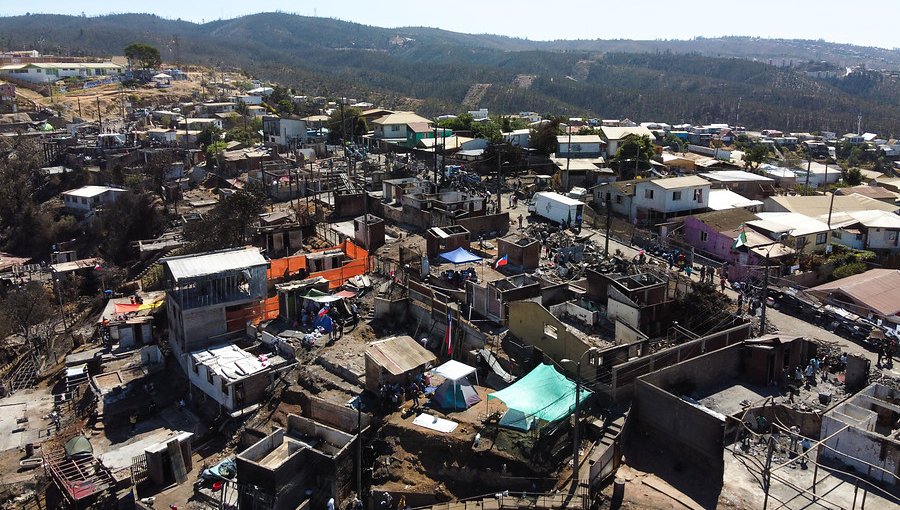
{"left": 488, "top": 363, "right": 589, "bottom": 431}
{"left": 439, "top": 247, "right": 482, "bottom": 264}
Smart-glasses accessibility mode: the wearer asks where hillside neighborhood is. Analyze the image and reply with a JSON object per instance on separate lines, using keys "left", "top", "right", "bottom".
{"left": 0, "top": 42, "right": 899, "bottom": 510}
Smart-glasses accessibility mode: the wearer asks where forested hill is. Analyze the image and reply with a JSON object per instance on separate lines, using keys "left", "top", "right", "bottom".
{"left": 2, "top": 13, "right": 900, "bottom": 135}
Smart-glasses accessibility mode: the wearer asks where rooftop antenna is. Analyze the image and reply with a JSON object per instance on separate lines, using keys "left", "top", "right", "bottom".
{"left": 857, "top": 113, "right": 862, "bottom": 135}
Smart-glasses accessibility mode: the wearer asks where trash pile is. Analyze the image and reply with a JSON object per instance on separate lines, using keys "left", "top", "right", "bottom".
{"left": 523, "top": 223, "right": 636, "bottom": 282}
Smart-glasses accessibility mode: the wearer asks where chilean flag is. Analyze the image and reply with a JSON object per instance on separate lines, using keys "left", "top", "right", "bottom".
{"left": 318, "top": 306, "right": 330, "bottom": 318}
{"left": 444, "top": 310, "right": 453, "bottom": 356}
{"left": 494, "top": 255, "right": 508, "bottom": 269}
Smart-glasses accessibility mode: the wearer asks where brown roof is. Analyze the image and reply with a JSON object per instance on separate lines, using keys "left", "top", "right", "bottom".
{"left": 366, "top": 336, "right": 436, "bottom": 376}
{"left": 610, "top": 179, "right": 638, "bottom": 196}
{"left": 691, "top": 208, "right": 758, "bottom": 233}
{"left": 807, "top": 269, "right": 900, "bottom": 317}
{"left": 834, "top": 185, "right": 897, "bottom": 201}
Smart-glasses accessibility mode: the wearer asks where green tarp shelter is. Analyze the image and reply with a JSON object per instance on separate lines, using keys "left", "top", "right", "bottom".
{"left": 64, "top": 435, "right": 93, "bottom": 458}
{"left": 487, "top": 363, "right": 589, "bottom": 431}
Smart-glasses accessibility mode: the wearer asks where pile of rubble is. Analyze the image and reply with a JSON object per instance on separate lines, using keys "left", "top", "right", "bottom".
{"left": 523, "top": 223, "right": 635, "bottom": 282}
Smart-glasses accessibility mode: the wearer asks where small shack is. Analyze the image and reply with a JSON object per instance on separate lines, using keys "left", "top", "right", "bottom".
{"left": 365, "top": 336, "right": 436, "bottom": 392}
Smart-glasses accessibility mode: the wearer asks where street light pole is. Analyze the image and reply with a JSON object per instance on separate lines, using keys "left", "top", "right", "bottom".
{"left": 563, "top": 346, "right": 600, "bottom": 490}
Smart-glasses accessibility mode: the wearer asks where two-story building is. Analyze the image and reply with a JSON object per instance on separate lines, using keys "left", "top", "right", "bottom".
{"left": 631, "top": 176, "right": 710, "bottom": 225}
{"left": 600, "top": 126, "right": 656, "bottom": 158}
{"left": 370, "top": 112, "right": 433, "bottom": 146}
{"left": 557, "top": 134, "right": 604, "bottom": 158}
{"left": 698, "top": 170, "right": 776, "bottom": 201}
{"left": 826, "top": 210, "right": 900, "bottom": 254}
{"left": 262, "top": 115, "right": 308, "bottom": 148}
{"left": 160, "top": 248, "right": 269, "bottom": 370}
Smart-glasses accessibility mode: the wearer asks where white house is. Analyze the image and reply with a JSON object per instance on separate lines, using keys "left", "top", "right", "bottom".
{"left": 198, "top": 102, "right": 237, "bottom": 115}
{"left": 61, "top": 186, "right": 128, "bottom": 217}
{"left": 631, "top": 176, "right": 710, "bottom": 224}
{"left": 179, "top": 117, "right": 224, "bottom": 131}
{"left": 600, "top": 126, "right": 656, "bottom": 158}
{"left": 189, "top": 343, "right": 274, "bottom": 411}
{"left": 557, "top": 135, "right": 603, "bottom": 158}
{"left": 233, "top": 94, "right": 263, "bottom": 106}
{"left": 793, "top": 161, "right": 843, "bottom": 188}
{"left": 503, "top": 128, "right": 531, "bottom": 147}
{"left": 262, "top": 115, "right": 308, "bottom": 147}
{"left": 826, "top": 210, "right": 900, "bottom": 253}
{"left": 0, "top": 62, "right": 123, "bottom": 84}
{"left": 370, "top": 112, "right": 432, "bottom": 141}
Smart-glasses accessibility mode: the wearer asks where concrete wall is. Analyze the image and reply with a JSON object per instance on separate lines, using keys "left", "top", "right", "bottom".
{"left": 507, "top": 300, "right": 597, "bottom": 380}
{"left": 297, "top": 391, "right": 372, "bottom": 433}
{"left": 634, "top": 379, "right": 726, "bottom": 475}
{"left": 607, "top": 294, "right": 639, "bottom": 329}
{"left": 455, "top": 212, "right": 510, "bottom": 238}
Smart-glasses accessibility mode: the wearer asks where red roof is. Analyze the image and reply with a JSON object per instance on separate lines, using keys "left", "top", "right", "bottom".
{"left": 807, "top": 269, "right": 900, "bottom": 317}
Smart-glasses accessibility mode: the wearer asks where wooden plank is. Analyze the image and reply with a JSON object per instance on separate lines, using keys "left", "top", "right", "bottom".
{"left": 167, "top": 438, "right": 188, "bottom": 484}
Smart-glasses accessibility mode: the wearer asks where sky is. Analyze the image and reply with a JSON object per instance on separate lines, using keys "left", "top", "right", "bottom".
{"left": 1, "top": 1, "right": 899, "bottom": 49}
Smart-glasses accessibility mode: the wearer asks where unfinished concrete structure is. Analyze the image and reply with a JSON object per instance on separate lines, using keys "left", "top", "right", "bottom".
{"left": 425, "top": 225, "right": 471, "bottom": 258}
{"left": 820, "top": 383, "right": 900, "bottom": 486}
{"left": 161, "top": 247, "right": 269, "bottom": 372}
{"left": 354, "top": 214, "right": 385, "bottom": 251}
{"left": 496, "top": 234, "right": 541, "bottom": 271}
{"left": 466, "top": 274, "right": 541, "bottom": 324}
{"left": 633, "top": 336, "right": 816, "bottom": 477}
{"left": 236, "top": 414, "right": 360, "bottom": 510}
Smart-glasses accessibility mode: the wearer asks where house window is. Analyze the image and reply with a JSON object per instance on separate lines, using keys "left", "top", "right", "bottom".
{"left": 221, "top": 378, "right": 229, "bottom": 395}
{"left": 81, "top": 197, "right": 87, "bottom": 204}
{"left": 615, "top": 195, "right": 622, "bottom": 205}
{"left": 832, "top": 230, "right": 842, "bottom": 240}
{"left": 192, "top": 361, "right": 199, "bottom": 374}
{"left": 796, "top": 237, "right": 808, "bottom": 248}
{"left": 855, "top": 233, "right": 863, "bottom": 241}
{"left": 889, "top": 231, "right": 898, "bottom": 241}
{"left": 206, "top": 367, "right": 214, "bottom": 384}
{"left": 693, "top": 189, "right": 704, "bottom": 202}
{"left": 543, "top": 323, "right": 558, "bottom": 339}
{"left": 672, "top": 191, "right": 682, "bottom": 201}
{"left": 644, "top": 189, "right": 654, "bottom": 199}
{"left": 700, "top": 231, "right": 709, "bottom": 242}
{"left": 390, "top": 125, "right": 400, "bottom": 132}
{"left": 816, "top": 232, "right": 827, "bottom": 245}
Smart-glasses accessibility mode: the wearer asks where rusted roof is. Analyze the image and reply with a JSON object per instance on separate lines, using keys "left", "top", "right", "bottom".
{"left": 366, "top": 336, "right": 435, "bottom": 376}
{"left": 808, "top": 269, "right": 900, "bottom": 317}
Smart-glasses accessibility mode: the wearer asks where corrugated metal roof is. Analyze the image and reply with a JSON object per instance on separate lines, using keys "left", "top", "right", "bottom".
{"left": 366, "top": 336, "right": 435, "bottom": 376}
{"left": 647, "top": 175, "right": 710, "bottom": 190}
{"left": 161, "top": 247, "right": 267, "bottom": 281}
{"left": 808, "top": 269, "right": 900, "bottom": 317}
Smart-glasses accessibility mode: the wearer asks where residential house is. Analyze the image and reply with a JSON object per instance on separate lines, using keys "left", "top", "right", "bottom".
{"left": 699, "top": 170, "right": 776, "bottom": 200}
{"left": 503, "top": 128, "right": 530, "bottom": 147}
{"left": 179, "top": 117, "right": 224, "bottom": 131}
{"left": 197, "top": 102, "right": 237, "bottom": 115}
{"left": 600, "top": 126, "right": 656, "bottom": 158}
{"left": 0, "top": 81, "right": 14, "bottom": 101}
{"left": 61, "top": 185, "right": 128, "bottom": 218}
{"left": 842, "top": 133, "right": 865, "bottom": 145}
{"left": 834, "top": 184, "right": 897, "bottom": 204}
{"left": 370, "top": 112, "right": 433, "bottom": 145}
{"left": 593, "top": 180, "right": 636, "bottom": 217}
{"left": 550, "top": 157, "right": 614, "bottom": 190}
{"left": 406, "top": 122, "right": 452, "bottom": 147}
{"left": 706, "top": 189, "right": 763, "bottom": 212}
{"left": 557, "top": 134, "right": 604, "bottom": 158}
{"left": 826, "top": 210, "right": 900, "bottom": 254}
{"left": 189, "top": 343, "right": 276, "bottom": 412}
{"left": 160, "top": 247, "right": 269, "bottom": 372}
{"left": 763, "top": 193, "right": 899, "bottom": 216}
{"left": 748, "top": 212, "right": 832, "bottom": 253}
{"left": 262, "top": 115, "right": 308, "bottom": 148}
{"left": 631, "top": 176, "right": 710, "bottom": 225}
{"left": 683, "top": 209, "right": 794, "bottom": 280}
{"left": 0, "top": 62, "right": 122, "bottom": 83}
{"left": 793, "top": 161, "right": 842, "bottom": 188}
{"left": 806, "top": 269, "right": 900, "bottom": 325}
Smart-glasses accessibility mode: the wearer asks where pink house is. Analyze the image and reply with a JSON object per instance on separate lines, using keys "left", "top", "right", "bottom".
{"left": 683, "top": 209, "right": 794, "bottom": 280}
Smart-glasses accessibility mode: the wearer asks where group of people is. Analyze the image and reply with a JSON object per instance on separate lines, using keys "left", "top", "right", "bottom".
{"left": 877, "top": 338, "right": 896, "bottom": 368}
{"left": 378, "top": 370, "right": 432, "bottom": 410}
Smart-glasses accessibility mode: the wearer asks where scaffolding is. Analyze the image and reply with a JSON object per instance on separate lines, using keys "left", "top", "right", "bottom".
{"left": 43, "top": 445, "right": 115, "bottom": 506}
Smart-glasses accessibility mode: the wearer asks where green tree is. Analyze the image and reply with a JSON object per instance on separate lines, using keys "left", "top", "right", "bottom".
{"left": 326, "top": 106, "right": 363, "bottom": 143}
{"left": 183, "top": 184, "right": 267, "bottom": 252}
{"left": 844, "top": 167, "right": 864, "bottom": 186}
{"left": 663, "top": 133, "right": 687, "bottom": 152}
{"left": 612, "top": 135, "right": 656, "bottom": 179}
{"left": 743, "top": 144, "right": 770, "bottom": 170}
{"left": 124, "top": 43, "right": 162, "bottom": 70}
{"left": 530, "top": 119, "right": 562, "bottom": 156}
{"left": 197, "top": 125, "right": 223, "bottom": 150}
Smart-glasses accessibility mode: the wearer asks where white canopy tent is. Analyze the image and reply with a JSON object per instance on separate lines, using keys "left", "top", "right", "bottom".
{"left": 432, "top": 359, "right": 480, "bottom": 410}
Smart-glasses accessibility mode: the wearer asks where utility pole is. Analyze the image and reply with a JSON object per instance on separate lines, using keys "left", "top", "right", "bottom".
{"left": 497, "top": 143, "right": 503, "bottom": 214}
{"left": 761, "top": 249, "right": 770, "bottom": 336}
{"left": 96, "top": 95, "right": 102, "bottom": 129}
{"left": 433, "top": 125, "right": 439, "bottom": 186}
{"left": 605, "top": 193, "right": 612, "bottom": 256}
{"left": 356, "top": 393, "right": 363, "bottom": 498}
